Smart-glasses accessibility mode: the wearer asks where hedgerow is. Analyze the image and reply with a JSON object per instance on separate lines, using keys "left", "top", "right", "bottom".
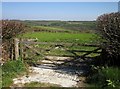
{"left": 2, "top": 20, "right": 25, "bottom": 60}
{"left": 97, "top": 12, "right": 120, "bottom": 66}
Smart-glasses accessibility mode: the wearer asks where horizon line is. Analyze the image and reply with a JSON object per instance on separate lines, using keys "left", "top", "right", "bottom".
{"left": 1, "top": 19, "right": 96, "bottom": 21}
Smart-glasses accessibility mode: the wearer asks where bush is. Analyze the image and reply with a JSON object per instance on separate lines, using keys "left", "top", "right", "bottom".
{"left": 87, "top": 66, "right": 120, "bottom": 88}
{"left": 2, "top": 20, "right": 25, "bottom": 40}
{"left": 2, "top": 20, "right": 25, "bottom": 60}
{"left": 97, "top": 12, "right": 120, "bottom": 66}
{"left": 2, "top": 60, "right": 26, "bottom": 87}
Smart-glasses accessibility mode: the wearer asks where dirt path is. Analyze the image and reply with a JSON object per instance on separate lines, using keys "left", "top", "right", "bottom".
{"left": 12, "top": 56, "right": 89, "bottom": 87}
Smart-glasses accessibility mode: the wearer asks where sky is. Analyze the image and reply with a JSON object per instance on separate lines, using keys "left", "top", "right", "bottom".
{"left": 1, "top": 0, "right": 120, "bottom": 2}
{"left": 2, "top": 2, "right": 118, "bottom": 21}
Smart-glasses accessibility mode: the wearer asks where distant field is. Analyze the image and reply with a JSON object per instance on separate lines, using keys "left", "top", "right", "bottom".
{"left": 32, "top": 26, "right": 76, "bottom": 33}
{"left": 21, "top": 32, "right": 98, "bottom": 44}
{"left": 33, "top": 26, "right": 67, "bottom": 31}
{"left": 23, "top": 20, "right": 96, "bottom": 31}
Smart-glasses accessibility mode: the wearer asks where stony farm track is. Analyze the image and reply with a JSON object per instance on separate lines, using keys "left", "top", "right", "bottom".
{"left": 12, "top": 56, "right": 90, "bottom": 87}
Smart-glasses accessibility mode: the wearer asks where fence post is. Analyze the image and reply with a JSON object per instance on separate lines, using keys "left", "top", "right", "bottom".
{"left": 14, "top": 38, "right": 19, "bottom": 60}
{"left": 11, "top": 42, "right": 14, "bottom": 60}
{"left": 19, "top": 38, "right": 23, "bottom": 61}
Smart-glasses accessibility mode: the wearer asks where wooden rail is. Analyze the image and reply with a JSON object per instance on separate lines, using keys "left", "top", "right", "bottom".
{"left": 10, "top": 38, "right": 102, "bottom": 61}
{"left": 67, "top": 49, "right": 101, "bottom": 53}
{"left": 14, "top": 39, "right": 102, "bottom": 60}
{"left": 24, "top": 44, "right": 45, "bottom": 57}
{"left": 21, "top": 41, "right": 100, "bottom": 47}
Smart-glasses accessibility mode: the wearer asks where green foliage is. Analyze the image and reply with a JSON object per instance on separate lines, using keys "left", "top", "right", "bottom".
{"left": 0, "top": 66, "right": 2, "bottom": 89}
{"left": 2, "top": 60, "right": 26, "bottom": 87}
{"left": 87, "top": 66, "right": 120, "bottom": 88}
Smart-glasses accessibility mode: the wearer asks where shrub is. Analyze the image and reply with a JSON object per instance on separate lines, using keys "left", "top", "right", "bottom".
{"left": 97, "top": 12, "right": 120, "bottom": 66}
{"left": 2, "top": 20, "right": 25, "bottom": 40}
{"left": 2, "top": 20, "right": 25, "bottom": 61}
{"left": 87, "top": 66, "right": 120, "bottom": 88}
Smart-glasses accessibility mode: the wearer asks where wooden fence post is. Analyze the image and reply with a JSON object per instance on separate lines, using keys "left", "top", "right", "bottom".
{"left": 11, "top": 39, "right": 14, "bottom": 60}
{"left": 19, "top": 38, "right": 23, "bottom": 61}
{"left": 11, "top": 42, "right": 14, "bottom": 60}
{"left": 14, "top": 38, "right": 19, "bottom": 60}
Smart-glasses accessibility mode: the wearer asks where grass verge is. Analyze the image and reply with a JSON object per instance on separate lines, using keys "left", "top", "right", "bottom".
{"left": 24, "top": 82, "right": 60, "bottom": 87}
{"left": 2, "top": 60, "right": 27, "bottom": 87}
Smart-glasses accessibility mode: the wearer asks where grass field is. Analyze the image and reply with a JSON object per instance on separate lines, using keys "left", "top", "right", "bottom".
{"left": 33, "top": 26, "right": 71, "bottom": 31}
{"left": 18, "top": 20, "right": 101, "bottom": 61}
{"left": 23, "top": 20, "right": 96, "bottom": 31}
{"left": 20, "top": 32, "right": 98, "bottom": 44}
{"left": 19, "top": 27, "right": 100, "bottom": 59}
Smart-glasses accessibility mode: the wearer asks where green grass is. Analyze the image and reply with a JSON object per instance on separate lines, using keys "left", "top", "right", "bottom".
{"left": 19, "top": 27, "right": 100, "bottom": 61}
{"left": 20, "top": 32, "right": 98, "bottom": 44}
{"left": 87, "top": 66, "right": 120, "bottom": 88}
{"left": 2, "top": 60, "right": 27, "bottom": 87}
{"left": 24, "top": 82, "right": 60, "bottom": 87}
{"left": 19, "top": 32, "right": 100, "bottom": 58}
{"left": 0, "top": 66, "right": 2, "bottom": 89}
{"left": 33, "top": 26, "right": 71, "bottom": 31}
{"left": 23, "top": 20, "right": 96, "bottom": 31}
